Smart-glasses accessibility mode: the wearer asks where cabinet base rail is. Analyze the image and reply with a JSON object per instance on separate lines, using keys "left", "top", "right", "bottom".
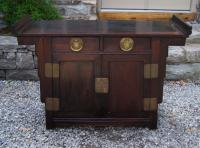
{"left": 46, "top": 116, "right": 157, "bottom": 129}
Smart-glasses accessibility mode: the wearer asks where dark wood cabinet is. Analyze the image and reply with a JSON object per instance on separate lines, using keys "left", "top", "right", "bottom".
{"left": 13, "top": 16, "right": 191, "bottom": 129}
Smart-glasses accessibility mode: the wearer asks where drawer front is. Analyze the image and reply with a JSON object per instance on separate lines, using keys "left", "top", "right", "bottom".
{"left": 103, "top": 37, "right": 151, "bottom": 52}
{"left": 52, "top": 37, "right": 99, "bottom": 52}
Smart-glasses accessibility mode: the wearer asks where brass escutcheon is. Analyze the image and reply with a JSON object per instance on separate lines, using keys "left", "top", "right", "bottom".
{"left": 120, "top": 37, "right": 134, "bottom": 52}
{"left": 70, "top": 38, "right": 83, "bottom": 52}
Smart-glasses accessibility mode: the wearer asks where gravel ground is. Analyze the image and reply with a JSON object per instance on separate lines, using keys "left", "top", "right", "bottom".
{"left": 0, "top": 80, "right": 200, "bottom": 148}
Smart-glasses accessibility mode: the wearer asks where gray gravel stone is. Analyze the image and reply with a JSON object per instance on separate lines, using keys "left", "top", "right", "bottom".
{"left": 167, "top": 43, "right": 200, "bottom": 64}
{"left": 65, "top": 4, "right": 90, "bottom": 16}
{"left": 186, "top": 24, "right": 200, "bottom": 44}
{"left": 82, "top": 0, "right": 96, "bottom": 5}
{"left": 57, "top": 7, "right": 66, "bottom": 15}
{"left": 0, "top": 80, "right": 200, "bottom": 147}
{"left": 16, "top": 52, "right": 34, "bottom": 69}
{"left": 184, "top": 44, "right": 200, "bottom": 63}
{"left": 90, "top": 3, "right": 96, "bottom": 14}
{"left": 0, "top": 36, "right": 18, "bottom": 45}
{"left": 166, "top": 64, "right": 200, "bottom": 80}
{"left": 0, "top": 70, "right": 5, "bottom": 79}
{"left": 0, "top": 20, "right": 7, "bottom": 29}
{"left": 167, "top": 46, "right": 186, "bottom": 64}
{"left": 33, "top": 55, "right": 38, "bottom": 69}
{"left": 0, "top": 56, "right": 2, "bottom": 60}
{"left": 0, "top": 59, "right": 16, "bottom": 69}
{"left": 0, "top": 45, "right": 17, "bottom": 52}
{"left": 0, "top": 12, "right": 4, "bottom": 18}
{"left": 53, "top": 0, "right": 81, "bottom": 5}
{"left": 17, "top": 47, "right": 28, "bottom": 53}
{"left": 0, "top": 50, "right": 3, "bottom": 56}
{"left": 6, "top": 70, "right": 39, "bottom": 80}
{"left": 4, "top": 52, "right": 16, "bottom": 60}
{"left": 27, "top": 45, "right": 35, "bottom": 52}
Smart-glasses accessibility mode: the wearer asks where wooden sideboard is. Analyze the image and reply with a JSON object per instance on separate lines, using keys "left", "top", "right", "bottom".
{"left": 13, "top": 16, "right": 192, "bottom": 129}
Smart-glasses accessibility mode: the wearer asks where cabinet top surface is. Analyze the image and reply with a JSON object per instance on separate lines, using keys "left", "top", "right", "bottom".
{"left": 14, "top": 16, "right": 192, "bottom": 37}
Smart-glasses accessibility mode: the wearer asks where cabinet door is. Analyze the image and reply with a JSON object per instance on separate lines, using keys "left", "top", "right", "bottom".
{"left": 53, "top": 54, "right": 100, "bottom": 116}
{"left": 102, "top": 55, "right": 151, "bottom": 115}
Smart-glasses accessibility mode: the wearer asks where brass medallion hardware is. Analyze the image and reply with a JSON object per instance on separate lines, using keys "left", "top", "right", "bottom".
{"left": 45, "top": 63, "right": 59, "bottom": 78}
{"left": 70, "top": 38, "right": 84, "bottom": 52}
{"left": 120, "top": 37, "right": 134, "bottom": 52}
{"left": 95, "top": 78, "right": 109, "bottom": 94}
{"left": 144, "top": 98, "right": 157, "bottom": 111}
{"left": 45, "top": 98, "right": 60, "bottom": 111}
{"left": 144, "top": 64, "right": 158, "bottom": 79}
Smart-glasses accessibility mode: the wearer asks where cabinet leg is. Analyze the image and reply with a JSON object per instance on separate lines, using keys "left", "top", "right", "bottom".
{"left": 149, "top": 112, "right": 158, "bottom": 130}
{"left": 46, "top": 112, "right": 54, "bottom": 129}
{"left": 41, "top": 97, "right": 45, "bottom": 103}
{"left": 46, "top": 122, "right": 54, "bottom": 129}
{"left": 149, "top": 122, "right": 157, "bottom": 130}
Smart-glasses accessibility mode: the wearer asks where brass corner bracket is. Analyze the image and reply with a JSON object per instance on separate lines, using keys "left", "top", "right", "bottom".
{"left": 45, "top": 97, "right": 60, "bottom": 111}
{"left": 144, "top": 98, "right": 157, "bottom": 111}
{"left": 144, "top": 64, "right": 158, "bottom": 79}
{"left": 95, "top": 78, "right": 109, "bottom": 94}
{"left": 45, "top": 63, "right": 59, "bottom": 78}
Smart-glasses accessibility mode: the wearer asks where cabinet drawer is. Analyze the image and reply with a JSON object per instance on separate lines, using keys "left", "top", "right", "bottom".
{"left": 103, "top": 37, "right": 151, "bottom": 52}
{"left": 52, "top": 37, "right": 99, "bottom": 52}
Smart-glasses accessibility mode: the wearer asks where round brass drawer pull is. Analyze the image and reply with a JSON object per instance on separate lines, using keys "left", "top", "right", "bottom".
{"left": 70, "top": 38, "right": 83, "bottom": 52}
{"left": 120, "top": 38, "right": 134, "bottom": 52}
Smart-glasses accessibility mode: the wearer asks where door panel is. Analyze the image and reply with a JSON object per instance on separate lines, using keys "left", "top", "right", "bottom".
{"left": 109, "top": 61, "right": 143, "bottom": 112}
{"left": 102, "top": 55, "right": 151, "bottom": 115}
{"left": 53, "top": 54, "right": 100, "bottom": 115}
{"left": 60, "top": 62, "right": 94, "bottom": 112}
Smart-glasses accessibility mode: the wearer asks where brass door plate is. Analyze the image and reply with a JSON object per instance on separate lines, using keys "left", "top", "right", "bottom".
{"left": 45, "top": 98, "right": 60, "bottom": 111}
{"left": 95, "top": 78, "right": 109, "bottom": 93}
{"left": 144, "top": 64, "right": 158, "bottom": 79}
{"left": 45, "top": 63, "right": 59, "bottom": 78}
{"left": 144, "top": 98, "right": 157, "bottom": 111}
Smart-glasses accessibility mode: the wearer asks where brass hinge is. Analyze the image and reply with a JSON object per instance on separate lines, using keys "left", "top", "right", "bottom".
{"left": 45, "top": 98, "right": 60, "bottom": 111}
{"left": 144, "top": 64, "right": 158, "bottom": 79}
{"left": 45, "top": 63, "right": 59, "bottom": 78}
{"left": 95, "top": 78, "right": 109, "bottom": 94}
{"left": 144, "top": 98, "right": 157, "bottom": 111}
